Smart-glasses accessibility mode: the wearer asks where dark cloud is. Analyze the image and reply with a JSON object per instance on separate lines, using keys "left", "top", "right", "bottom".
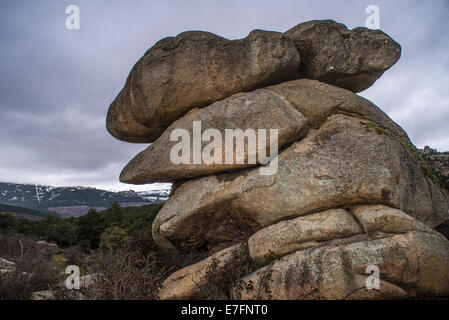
{"left": 0, "top": 0, "right": 448, "bottom": 190}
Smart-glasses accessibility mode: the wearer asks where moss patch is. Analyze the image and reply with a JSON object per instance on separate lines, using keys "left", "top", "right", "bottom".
{"left": 360, "top": 122, "right": 444, "bottom": 193}
{"left": 52, "top": 254, "right": 68, "bottom": 271}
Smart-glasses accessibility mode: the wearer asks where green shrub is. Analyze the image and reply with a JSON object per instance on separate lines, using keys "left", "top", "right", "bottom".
{"left": 99, "top": 226, "right": 129, "bottom": 250}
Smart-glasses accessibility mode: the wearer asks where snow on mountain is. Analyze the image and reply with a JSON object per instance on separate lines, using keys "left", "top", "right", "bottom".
{"left": 0, "top": 181, "right": 169, "bottom": 217}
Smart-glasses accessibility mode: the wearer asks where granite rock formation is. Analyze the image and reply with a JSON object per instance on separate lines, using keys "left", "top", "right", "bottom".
{"left": 106, "top": 20, "right": 449, "bottom": 300}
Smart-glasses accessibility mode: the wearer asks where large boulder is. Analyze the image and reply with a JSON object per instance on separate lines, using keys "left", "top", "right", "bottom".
{"left": 152, "top": 114, "right": 449, "bottom": 253}
{"left": 285, "top": 20, "right": 401, "bottom": 92}
{"left": 107, "top": 30, "right": 300, "bottom": 143}
{"left": 120, "top": 88, "right": 308, "bottom": 184}
{"left": 265, "top": 80, "right": 409, "bottom": 140}
{"left": 120, "top": 79, "right": 410, "bottom": 184}
{"left": 106, "top": 20, "right": 449, "bottom": 300}
{"left": 248, "top": 208, "right": 362, "bottom": 265}
{"left": 248, "top": 205, "right": 438, "bottom": 266}
{"left": 106, "top": 86, "right": 165, "bottom": 143}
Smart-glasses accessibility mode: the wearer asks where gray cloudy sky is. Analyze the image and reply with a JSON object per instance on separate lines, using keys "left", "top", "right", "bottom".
{"left": 0, "top": 0, "right": 448, "bottom": 191}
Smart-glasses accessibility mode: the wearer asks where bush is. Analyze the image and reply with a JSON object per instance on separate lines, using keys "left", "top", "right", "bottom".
{"left": 63, "top": 245, "right": 85, "bottom": 266}
{"left": 0, "top": 203, "right": 192, "bottom": 300}
{"left": 0, "top": 234, "right": 60, "bottom": 300}
{"left": 99, "top": 226, "right": 129, "bottom": 250}
{"left": 74, "top": 230, "right": 204, "bottom": 300}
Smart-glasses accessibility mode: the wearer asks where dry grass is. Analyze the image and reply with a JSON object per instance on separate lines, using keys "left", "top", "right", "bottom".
{"left": 56, "top": 230, "right": 206, "bottom": 300}
{"left": 0, "top": 233, "right": 61, "bottom": 300}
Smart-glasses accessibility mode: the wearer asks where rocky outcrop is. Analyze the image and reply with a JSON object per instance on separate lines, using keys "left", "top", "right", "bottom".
{"left": 106, "top": 20, "right": 449, "bottom": 300}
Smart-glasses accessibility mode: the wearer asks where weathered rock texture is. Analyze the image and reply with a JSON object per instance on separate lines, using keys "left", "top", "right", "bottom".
{"left": 152, "top": 114, "right": 449, "bottom": 253}
{"left": 120, "top": 88, "right": 308, "bottom": 184}
{"left": 120, "top": 79, "right": 413, "bottom": 184}
{"left": 158, "top": 243, "right": 248, "bottom": 300}
{"left": 285, "top": 20, "right": 401, "bottom": 93}
{"left": 234, "top": 230, "right": 449, "bottom": 300}
{"left": 248, "top": 208, "right": 363, "bottom": 265}
{"left": 106, "top": 20, "right": 449, "bottom": 300}
{"left": 107, "top": 30, "right": 300, "bottom": 142}
{"left": 107, "top": 20, "right": 401, "bottom": 143}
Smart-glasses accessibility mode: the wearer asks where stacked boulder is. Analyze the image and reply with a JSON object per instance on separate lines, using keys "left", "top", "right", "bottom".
{"left": 107, "top": 20, "right": 449, "bottom": 299}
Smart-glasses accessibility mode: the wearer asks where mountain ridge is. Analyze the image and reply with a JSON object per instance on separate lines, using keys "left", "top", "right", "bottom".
{"left": 0, "top": 181, "right": 169, "bottom": 218}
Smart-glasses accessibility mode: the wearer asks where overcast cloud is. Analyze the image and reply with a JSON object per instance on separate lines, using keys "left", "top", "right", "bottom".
{"left": 0, "top": 0, "right": 448, "bottom": 191}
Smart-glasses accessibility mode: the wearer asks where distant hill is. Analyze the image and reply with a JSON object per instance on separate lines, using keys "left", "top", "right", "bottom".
{"left": 0, "top": 182, "right": 169, "bottom": 218}
{"left": 0, "top": 203, "right": 55, "bottom": 220}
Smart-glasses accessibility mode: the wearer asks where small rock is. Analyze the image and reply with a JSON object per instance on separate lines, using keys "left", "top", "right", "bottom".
{"left": 36, "top": 240, "right": 58, "bottom": 248}
{"left": 0, "top": 258, "right": 16, "bottom": 274}
{"left": 0, "top": 257, "right": 16, "bottom": 269}
{"left": 32, "top": 290, "right": 54, "bottom": 300}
